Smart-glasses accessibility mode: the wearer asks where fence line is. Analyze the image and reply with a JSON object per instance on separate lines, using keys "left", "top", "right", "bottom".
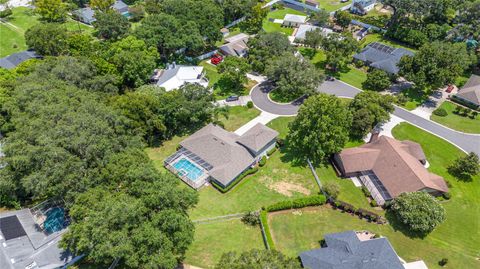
{"left": 225, "top": 16, "right": 246, "bottom": 29}
{"left": 193, "top": 212, "right": 245, "bottom": 224}
{"left": 307, "top": 158, "right": 328, "bottom": 199}
{"left": 258, "top": 211, "right": 270, "bottom": 250}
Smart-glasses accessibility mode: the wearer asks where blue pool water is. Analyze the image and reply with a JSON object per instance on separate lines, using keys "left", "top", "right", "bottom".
{"left": 173, "top": 158, "right": 204, "bottom": 181}
{"left": 43, "top": 207, "right": 66, "bottom": 234}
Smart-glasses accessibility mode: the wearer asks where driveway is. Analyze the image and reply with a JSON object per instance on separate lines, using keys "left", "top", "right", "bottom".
{"left": 250, "top": 79, "right": 480, "bottom": 155}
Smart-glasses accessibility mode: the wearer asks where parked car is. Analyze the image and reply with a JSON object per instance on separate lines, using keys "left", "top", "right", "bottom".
{"left": 446, "top": 85, "right": 454, "bottom": 93}
{"left": 226, "top": 95, "right": 239, "bottom": 102}
{"left": 326, "top": 76, "right": 335, "bottom": 81}
{"left": 211, "top": 54, "right": 223, "bottom": 65}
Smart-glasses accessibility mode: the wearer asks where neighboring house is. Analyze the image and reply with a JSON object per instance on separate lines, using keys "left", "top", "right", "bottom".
{"left": 294, "top": 24, "right": 333, "bottom": 41}
{"left": 302, "top": 0, "right": 319, "bottom": 8}
{"left": 165, "top": 123, "right": 278, "bottom": 189}
{"left": 0, "top": 203, "right": 80, "bottom": 269}
{"left": 73, "top": 0, "right": 129, "bottom": 24}
{"left": 152, "top": 64, "right": 209, "bottom": 91}
{"left": 453, "top": 74, "right": 480, "bottom": 109}
{"left": 353, "top": 42, "right": 414, "bottom": 74}
{"left": 300, "top": 231, "right": 428, "bottom": 269}
{"left": 219, "top": 33, "right": 250, "bottom": 57}
{"left": 282, "top": 14, "right": 307, "bottom": 27}
{"left": 0, "top": 50, "right": 41, "bottom": 69}
{"left": 351, "top": 0, "right": 376, "bottom": 15}
{"left": 333, "top": 134, "right": 448, "bottom": 205}
{"left": 220, "top": 27, "right": 230, "bottom": 37}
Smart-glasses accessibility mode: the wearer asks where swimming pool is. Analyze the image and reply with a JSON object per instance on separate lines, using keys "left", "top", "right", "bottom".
{"left": 43, "top": 207, "right": 66, "bottom": 234}
{"left": 172, "top": 158, "right": 204, "bottom": 181}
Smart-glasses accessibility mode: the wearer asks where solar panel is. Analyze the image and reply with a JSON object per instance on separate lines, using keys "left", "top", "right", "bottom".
{"left": 369, "top": 42, "right": 395, "bottom": 54}
{"left": 0, "top": 215, "right": 27, "bottom": 240}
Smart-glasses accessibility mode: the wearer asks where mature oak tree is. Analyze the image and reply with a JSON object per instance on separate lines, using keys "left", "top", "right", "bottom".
{"left": 362, "top": 69, "right": 392, "bottom": 92}
{"left": 287, "top": 93, "right": 352, "bottom": 164}
{"left": 247, "top": 32, "right": 293, "bottom": 73}
{"left": 93, "top": 10, "right": 130, "bottom": 40}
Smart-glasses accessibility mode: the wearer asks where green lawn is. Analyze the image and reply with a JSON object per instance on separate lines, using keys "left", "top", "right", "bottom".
{"left": 219, "top": 106, "right": 261, "bottom": 132}
{"left": 316, "top": 0, "right": 351, "bottom": 12}
{"left": 262, "top": 8, "right": 306, "bottom": 35}
{"left": 430, "top": 101, "right": 480, "bottom": 134}
{"left": 299, "top": 47, "right": 367, "bottom": 89}
{"left": 269, "top": 122, "right": 480, "bottom": 268}
{"left": 0, "top": 7, "right": 93, "bottom": 57}
{"left": 184, "top": 219, "right": 264, "bottom": 268}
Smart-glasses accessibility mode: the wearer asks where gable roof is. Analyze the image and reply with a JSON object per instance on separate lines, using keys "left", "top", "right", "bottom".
{"left": 299, "top": 231, "right": 405, "bottom": 269}
{"left": 294, "top": 25, "right": 333, "bottom": 40}
{"left": 284, "top": 14, "right": 307, "bottom": 23}
{"left": 219, "top": 33, "right": 250, "bottom": 56}
{"left": 353, "top": 42, "right": 414, "bottom": 74}
{"left": 237, "top": 123, "right": 279, "bottom": 152}
{"left": 336, "top": 136, "right": 448, "bottom": 197}
{"left": 0, "top": 50, "right": 40, "bottom": 69}
{"left": 456, "top": 74, "right": 480, "bottom": 105}
{"left": 74, "top": 7, "right": 96, "bottom": 24}
{"left": 179, "top": 123, "right": 277, "bottom": 186}
{"left": 112, "top": 0, "right": 128, "bottom": 13}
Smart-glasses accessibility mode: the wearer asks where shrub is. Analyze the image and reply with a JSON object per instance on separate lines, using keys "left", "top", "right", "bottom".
{"left": 276, "top": 138, "right": 285, "bottom": 148}
{"left": 266, "top": 195, "right": 327, "bottom": 212}
{"left": 242, "top": 211, "right": 260, "bottom": 226}
{"left": 0, "top": 8, "right": 12, "bottom": 19}
{"left": 370, "top": 200, "right": 378, "bottom": 207}
{"left": 373, "top": 234, "right": 381, "bottom": 238}
{"left": 212, "top": 167, "right": 259, "bottom": 193}
{"left": 439, "top": 258, "right": 448, "bottom": 267}
{"left": 361, "top": 186, "right": 371, "bottom": 198}
{"left": 432, "top": 107, "right": 447, "bottom": 117}
{"left": 442, "top": 192, "right": 451, "bottom": 200}
{"left": 259, "top": 156, "right": 267, "bottom": 167}
{"left": 246, "top": 101, "right": 254, "bottom": 108}
{"left": 267, "top": 147, "right": 277, "bottom": 156}
{"left": 390, "top": 192, "right": 446, "bottom": 234}
{"left": 323, "top": 181, "right": 340, "bottom": 199}
{"left": 471, "top": 111, "right": 478, "bottom": 119}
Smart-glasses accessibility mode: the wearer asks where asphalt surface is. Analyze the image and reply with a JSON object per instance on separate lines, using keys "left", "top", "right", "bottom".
{"left": 250, "top": 80, "right": 480, "bottom": 155}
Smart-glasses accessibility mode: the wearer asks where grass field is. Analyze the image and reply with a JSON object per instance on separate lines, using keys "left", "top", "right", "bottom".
{"left": 262, "top": 8, "right": 306, "bottom": 35}
{"left": 430, "top": 101, "right": 480, "bottom": 134}
{"left": 219, "top": 106, "right": 261, "bottom": 132}
{"left": 316, "top": 0, "right": 351, "bottom": 12}
{"left": 184, "top": 219, "right": 264, "bottom": 268}
{"left": 0, "top": 7, "right": 93, "bottom": 57}
{"left": 268, "top": 122, "right": 480, "bottom": 268}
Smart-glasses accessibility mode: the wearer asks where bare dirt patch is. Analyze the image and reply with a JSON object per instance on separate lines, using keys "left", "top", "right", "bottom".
{"left": 269, "top": 181, "right": 311, "bottom": 197}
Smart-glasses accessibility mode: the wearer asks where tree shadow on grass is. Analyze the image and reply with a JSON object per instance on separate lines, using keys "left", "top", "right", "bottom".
{"left": 384, "top": 210, "right": 429, "bottom": 239}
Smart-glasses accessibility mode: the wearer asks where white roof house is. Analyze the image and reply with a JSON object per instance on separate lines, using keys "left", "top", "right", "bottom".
{"left": 294, "top": 25, "right": 333, "bottom": 40}
{"left": 154, "top": 65, "right": 209, "bottom": 91}
{"left": 282, "top": 14, "right": 307, "bottom": 27}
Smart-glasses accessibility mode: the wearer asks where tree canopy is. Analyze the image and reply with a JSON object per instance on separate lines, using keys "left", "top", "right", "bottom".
{"left": 35, "top": 0, "right": 67, "bottom": 22}
{"left": 362, "top": 69, "right": 392, "bottom": 92}
{"left": 390, "top": 192, "right": 446, "bottom": 235}
{"left": 265, "top": 52, "right": 324, "bottom": 101}
{"left": 247, "top": 32, "right": 293, "bottom": 72}
{"left": 25, "top": 23, "right": 69, "bottom": 56}
{"left": 287, "top": 93, "right": 352, "bottom": 164}
{"left": 93, "top": 10, "right": 131, "bottom": 40}
{"left": 217, "top": 56, "right": 251, "bottom": 94}
{"left": 399, "top": 41, "right": 475, "bottom": 89}
{"left": 448, "top": 152, "right": 480, "bottom": 181}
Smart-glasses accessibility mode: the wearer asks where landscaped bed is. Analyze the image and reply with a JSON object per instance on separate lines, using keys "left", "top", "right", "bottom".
{"left": 430, "top": 101, "right": 479, "bottom": 134}
{"left": 184, "top": 219, "right": 264, "bottom": 268}
{"left": 266, "top": 122, "right": 479, "bottom": 269}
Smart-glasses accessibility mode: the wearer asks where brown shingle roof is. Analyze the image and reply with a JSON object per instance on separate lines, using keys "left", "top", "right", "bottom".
{"left": 456, "top": 74, "right": 480, "bottom": 105}
{"left": 336, "top": 136, "right": 448, "bottom": 197}
{"left": 236, "top": 123, "right": 279, "bottom": 153}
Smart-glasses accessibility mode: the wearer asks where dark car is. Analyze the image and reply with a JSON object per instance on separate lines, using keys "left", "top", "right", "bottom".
{"left": 326, "top": 76, "right": 335, "bottom": 81}
{"left": 226, "top": 95, "right": 239, "bottom": 102}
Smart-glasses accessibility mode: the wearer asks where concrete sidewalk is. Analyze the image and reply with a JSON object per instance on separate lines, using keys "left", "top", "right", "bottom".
{"left": 234, "top": 111, "right": 279, "bottom": 135}
{"left": 215, "top": 96, "right": 252, "bottom": 107}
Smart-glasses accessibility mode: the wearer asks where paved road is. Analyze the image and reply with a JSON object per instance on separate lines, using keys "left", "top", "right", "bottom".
{"left": 251, "top": 80, "right": 480, "bottom": 155}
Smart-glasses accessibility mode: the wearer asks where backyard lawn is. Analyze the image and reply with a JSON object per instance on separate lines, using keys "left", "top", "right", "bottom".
{"left": 361, "top": 33, "right": 416, "bottom": 52}
{"left": 184, "top": 219, "right": 264, "bottom": 268}
{"left": 268, "top": 122, "right": 480, "bottom": 269}
{"left": 316, "top": 0, "right": 351, "bottom": 12}
{"left": 430, "top": 101, "right": 480, "bottom": 134}
{"left": 219, "top": 106, "right": 261, "bottom": 132}
{"left": 262, "top": 7, "right": 306, "bottom": 35}
{"left": 0, "top": 7, "right": 93, "bottom": 57}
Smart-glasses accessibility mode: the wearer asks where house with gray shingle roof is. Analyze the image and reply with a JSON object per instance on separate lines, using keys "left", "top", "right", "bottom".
{"left": 73, "top": 0, "right": 129, "bottom": 25}
{"left": 454, "top": 74, "right": 480, "bottom": 109}
{"left": 0, "top": 50, "right": 41, "bottom": 70}
{"left": 164, "top": 123, "right": 278, "bottom": 189}
{"left": 353, "top": 42, "right": 414, "bottom": 74}
{"left": 300, "top": 231, "right": 428, "bottom": 269}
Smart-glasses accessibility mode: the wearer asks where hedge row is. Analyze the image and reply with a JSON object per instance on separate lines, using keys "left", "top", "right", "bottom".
{"left": 260, "top": 210, "right": 275, "bottom": 249}
{"left": 265, "top": 195, "right": 327, "bottom": 212}
{"left": 267, "top": 147, "right": 277, "bottom": 156}
{"left": 212, "top": 167, "right": 259, "bottom": 193}
{"left": 332, "top": 199, "right": 386, "bottom": 224}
